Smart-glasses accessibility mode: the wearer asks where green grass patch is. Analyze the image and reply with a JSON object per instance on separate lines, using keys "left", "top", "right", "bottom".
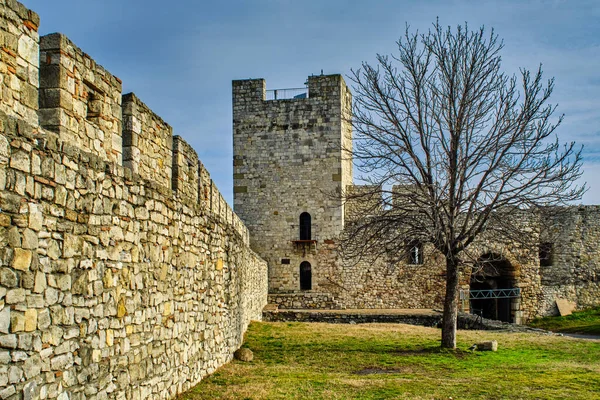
{"left": 178, "top": 322, "right": 600, "bottom": 400}
{"left": 529, "top": 306, "right": 600, "bottom": 335}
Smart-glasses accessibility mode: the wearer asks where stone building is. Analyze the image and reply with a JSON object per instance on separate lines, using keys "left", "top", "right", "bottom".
{"left": 232, "top": 75, "right": 600, "bottom": 324}
{"left": 233, "top": 75, "right": 352, "bottom": 308}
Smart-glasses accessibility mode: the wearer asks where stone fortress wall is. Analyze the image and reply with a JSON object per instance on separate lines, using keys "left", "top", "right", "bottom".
{"left": 233, "top": 73, "right": 600, "bottom": 322}
{"left": 0, "top": 2, "right": 268, "bottom": 399}
{"left": 538, "top": 206, "right": 600, "bottom": 313}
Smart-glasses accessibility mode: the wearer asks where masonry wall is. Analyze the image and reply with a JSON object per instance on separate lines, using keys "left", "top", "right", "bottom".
{"left": 233, "top": 75, "right": 352, "bottom": 293}
{"left": 537, "top": 206, "right": 600, "bottom": 316}
{"left": 0, "top": 2, "right": 268, "bottom": 399}
{"left": 0, "top": 0, "right": 39, "bottom": 126}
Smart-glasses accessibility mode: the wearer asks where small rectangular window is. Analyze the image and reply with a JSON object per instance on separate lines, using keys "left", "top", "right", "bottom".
{"left": 539, "top": 242, "right": 553, "bottom": 267}
{"left": 281, "top": 258, "right": 290, "bottom": 264}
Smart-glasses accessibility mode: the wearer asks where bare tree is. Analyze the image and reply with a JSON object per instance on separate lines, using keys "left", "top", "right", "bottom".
{"left": 343, "top": 22, "right": 585, "bottom": 349}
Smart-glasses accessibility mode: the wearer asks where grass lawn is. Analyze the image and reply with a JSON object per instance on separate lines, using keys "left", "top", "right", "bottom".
{"left": 528, "top": 306, "right": 600, "bottom": 335}
{"left": 178, "top": 322, "right": 600, "bottom": 400}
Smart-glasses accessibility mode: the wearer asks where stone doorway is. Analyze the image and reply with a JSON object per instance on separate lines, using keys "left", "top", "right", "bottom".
{"left": 300, "top": 261, "right": 312, "bottom": 291}
{"left": 470, "top": 253, "right": 518, "bottom": 323}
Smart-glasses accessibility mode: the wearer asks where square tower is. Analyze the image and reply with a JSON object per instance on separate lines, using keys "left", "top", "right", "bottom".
{"left": 233, "top": 74, "right": 352, "bottom": 293}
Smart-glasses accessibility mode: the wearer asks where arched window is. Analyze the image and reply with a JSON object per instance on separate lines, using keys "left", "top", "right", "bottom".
{"left": 299, "top": 212, "right": 311, "bottom": 240}
{"left": 300, "top": 261, "right": 312, "bottom": 290}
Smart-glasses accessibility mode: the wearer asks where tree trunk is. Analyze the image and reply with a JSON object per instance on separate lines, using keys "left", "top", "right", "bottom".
{"left": 441, "top": 256, "right": 459, "bottom": 349}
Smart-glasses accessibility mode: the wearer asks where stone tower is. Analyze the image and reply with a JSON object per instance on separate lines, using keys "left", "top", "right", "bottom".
{"left": 233, "top": 74, "right": 352, "bottom": 295}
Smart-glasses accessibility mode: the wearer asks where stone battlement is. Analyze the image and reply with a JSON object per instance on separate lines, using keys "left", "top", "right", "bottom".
{"left": 0, "top": 10, "right": 247, "bottom": 243}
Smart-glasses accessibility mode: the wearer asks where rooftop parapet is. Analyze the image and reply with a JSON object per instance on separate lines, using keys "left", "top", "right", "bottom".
{"left": 39, "top": 33, "right": 123, "bottom": 165}
{"left": 232, "top": 74, "right": 349, "bottom": 112}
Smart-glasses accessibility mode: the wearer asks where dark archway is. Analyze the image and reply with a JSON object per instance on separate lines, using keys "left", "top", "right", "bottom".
{"left": 470, "top": 253, "right": 516, "bottom": 323}
{"left": 299, "top": 212, "right": 311, "bottom": 240}
{"left": 300, "top": 261, "right": 312, "bottom": 290}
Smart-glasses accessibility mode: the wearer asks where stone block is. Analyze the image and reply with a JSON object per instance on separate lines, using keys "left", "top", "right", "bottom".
{"left": 24, "top": 309, "right": 37, "bottom": 331}
{"left": 0, "top": 268, "right": 18, "bottom": 288}
{"left": 556, "top": 299, "right": 576, "bottom": 316}
{"left": 0, "top": 385, "right": 16, "bottom": 399}
{"left": 37, "top": 309, "right": 50, "bottom": 330}
{"left": 233, "top": 347, "right": 253, "bottom": 362}
{"left": 11, "top": 248, "right": 32, "bottom": 271}
{"left": 40, "top": 33, "right": 67, "bottom": 51}
{"left": 6, "top": 288, "right": 25, "bottom": 304}
{"left": 0, "top": 307, "right": 10, "bottom": 334}
{"left": 9, "top": 312, "right": 24, "bottom": 333}
{"left": 9, "top": 150, "right": 30, "bottom": 172}
{"left": 476, "top": 340, "right": 498, "bottom": 351}
{"left": 21, "top": 82, "right": 38, "bottom": 110}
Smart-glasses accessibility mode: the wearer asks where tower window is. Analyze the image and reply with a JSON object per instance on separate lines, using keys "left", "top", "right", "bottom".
{"left": 539, "top": 242, "right": 553, "bottom": 267}
{"left": 299, "top": 212, "right": 311, "bottom": 240}
{"left": 300, "top": 261, "right": 312, "bottom": 290}
{"left": 408, "top": 240, "right": 423, "bottom": 265}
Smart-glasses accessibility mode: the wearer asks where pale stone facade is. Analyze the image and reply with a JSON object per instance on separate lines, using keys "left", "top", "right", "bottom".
{"left": 233, "top": 75, "right": 352, "bottom": 295}
{"left": 0, "top": 2, "right": 268, "bottom": 399}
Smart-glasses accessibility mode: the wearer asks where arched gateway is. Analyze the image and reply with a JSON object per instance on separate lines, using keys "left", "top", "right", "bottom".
{"left": 469, "top": 253, "right": 520, "bottom": 323}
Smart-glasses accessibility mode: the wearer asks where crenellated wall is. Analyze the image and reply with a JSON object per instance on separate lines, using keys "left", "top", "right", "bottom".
{"left": 0, "top": 2, "right": 268, "bottom": 399}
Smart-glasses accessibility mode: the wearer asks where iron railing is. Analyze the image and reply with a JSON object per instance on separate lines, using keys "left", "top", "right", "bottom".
{"left": 460, "top": 288, "right": 521, "bottom": 300}
{"left": 266, "top": 87, "right": 308, "bottom": 100}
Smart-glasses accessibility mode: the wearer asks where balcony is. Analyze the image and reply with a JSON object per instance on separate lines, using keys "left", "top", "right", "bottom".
{"left": 266, "top": 87, "right": 308, "bottom": 100}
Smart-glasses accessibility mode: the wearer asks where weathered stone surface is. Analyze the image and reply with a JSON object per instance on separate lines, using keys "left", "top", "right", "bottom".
{"left": 6, "top": 288, "right": 26, "bottom": 304}
{"left": 0, "top": 307, "right": 10, "bottom": 333}
{"left": 23, "top": 381, "right": 37, "bottom": 400}
{"left": 0, "top": 334, "right": 17, "bottom": 349}
{"left": 0, "top": 268, "right": 18, "bottom": 288}
{"left": 476, "top": 340, "right": 498, "bottom": 351}
{"left": 8, "top": 365, "right": 23, "bottom": 383}
{"left": 1, "top": 2, "right": 596, "bottom": 400}
{"left": 9, "top": 312, "right": 25, "bottom": 333}
{"left": 556, "top": 299, "right": 576, "bottom": 316}
{"left": 0, "top": 385, "right": 16, "bottom": 399}
{"left": 11, "top": 248, "right": 32, "bottom": 271}
{"left": 233, "top": 347, "right": 254, "bottom": 362}
{"left": 24, "top": 308, "right": 37, "bottom": 331}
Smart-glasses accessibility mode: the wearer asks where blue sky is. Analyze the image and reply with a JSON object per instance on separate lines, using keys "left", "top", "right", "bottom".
{"left": 23, "top": 0, "right": 600, "bottom": 204}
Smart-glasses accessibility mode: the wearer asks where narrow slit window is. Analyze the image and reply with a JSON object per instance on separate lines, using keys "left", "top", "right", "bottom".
{"left": 84, "top": 80, "right": 104, "bottom": 122}
{"left": 539, "top": 242, "right": 553, "bottom": 267}
{"left": 408, "top": 240, "right": 423, "bottom": 265}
